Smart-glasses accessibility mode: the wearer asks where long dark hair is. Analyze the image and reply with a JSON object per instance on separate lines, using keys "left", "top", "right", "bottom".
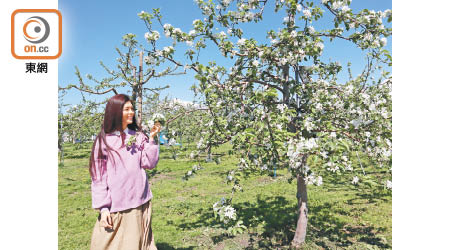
{"left": 89, "top": 94, "right": 140, "bottom": 179}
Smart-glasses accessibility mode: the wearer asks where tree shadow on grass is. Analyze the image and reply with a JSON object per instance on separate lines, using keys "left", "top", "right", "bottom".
{"left": 64, "top": 152, "right": 91, "bottom": 159}
{"left": 156, "top": 242, "right": 195, "bottom": 250}
{"left": 148, "top": 169, "right": 162, "bottom": 178}
{"left": 307, "top": 199, "right": 391, "bottom": 249}
{"left": 178, "top": 195, "right": 390, "bottom": 249}
{"left": 159, "top": 154, "right": 179, "bottom": 160}
{"left": 322, "top": 176, "right": 391, "bottom": 205}
{"left": 352, "top": 189, "right": 391, "bottom": 204}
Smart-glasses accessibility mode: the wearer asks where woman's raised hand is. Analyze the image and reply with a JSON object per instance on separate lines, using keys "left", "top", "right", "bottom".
{"left": 150, "top": 122, "right": 162, "bottom": 138}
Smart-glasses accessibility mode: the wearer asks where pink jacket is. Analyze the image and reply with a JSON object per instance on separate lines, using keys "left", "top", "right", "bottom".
{"left": 90, "top": 128, "right": 159, "bottom": 213}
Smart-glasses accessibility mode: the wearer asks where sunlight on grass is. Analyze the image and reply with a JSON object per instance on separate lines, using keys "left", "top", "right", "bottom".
{"left": 59, "top": 142, "right": 391, "bottom": 249}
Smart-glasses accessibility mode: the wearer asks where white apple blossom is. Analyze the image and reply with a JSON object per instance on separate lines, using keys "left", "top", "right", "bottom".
{"left": 277, "top": 104, "right": 287, "bottom": 112}
{"left": 305, "top": 174, "right": 316, "bottom": 185}
{"left": 381, "top": 107, "right": 389, "bottom": 119}
{"left": 332, "top": 1, "right": 342, "bottom": 10}
{"left": 152, "top": 31, "right": 160, "bottom": 40}
{"left": 224, "top": 205, "right": 236, "bottom": 219}
{"left": 151, "top": 113, "right": 166, "bottom": 125}
{"left": 315, "top": 103, "right": 323, "bottom": 111}
{"left": 144, "top": 56, "right": 155, "bottom": 64}
{"left": 380, "top": 37, "right": 388, "bottom": 46}
{"left": 316, "top": 176, "right": 323, "bottom": 186}
{"left": 350, "top": 118, "right": 363, "bottom": 128}
{"left": 341, "top": 6, "right": 350, "bottom": 12}
{"left": 173, "top": 28, "right": 182, "bottom": 34}
{"left": 386, "top": 180, "right": 392, "bottom": 190}
{"left": 345, "top": 164, "right": 353, "bottom": 171}
{"left": 222, "top": 0, "right": 231, "bottom": 6}
{"left": 304, "top": 117, "right": 314, "bottom": 131}
{"left": 373, "top": 39, "right": 380, "bottom": 48}
{"left": 257, "top": 50, "right": 264, "bottom": 58}
{"left": 303, "top": 9, "right": 312, "bottom": 18}
{"left": 316, "top": 42, "right": 324, "bottom": 50}
{"left": 163, "top": 46, "right": 173, "bottom": 53}
{"left": 327, "top": 162, "right": 339, "bottom": 173}
{"left": 163, "top": 23, "right": 172, "bottom": 30}
{"left": 237, "top": 38, "right": 246, "bottom": 46}
{"left": 197, "top": 137, "right": 204, "bottom": 149}
{"left": 146, "top": 119, "right": 154, "bottom": 129}
{"left": 352, "top": 176, "right": 359, "bottom": 185}
{"left": 245, "top": 12, "right": 255, "bottom": 21}
{"left": 290, "top": 30, "right": 297, "bottom": 38}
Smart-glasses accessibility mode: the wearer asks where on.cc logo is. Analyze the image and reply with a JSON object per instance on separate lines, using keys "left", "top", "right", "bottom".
{"left": 11, "top": 9, "right": 62, "bottom": 60}
{"left": 23, "top": 16, "right": 50, "bottom": 44}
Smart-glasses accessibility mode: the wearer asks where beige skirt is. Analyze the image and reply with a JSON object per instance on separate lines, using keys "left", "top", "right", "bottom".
{"left": 90, "top": 201, "right": 157, "bottom": 250}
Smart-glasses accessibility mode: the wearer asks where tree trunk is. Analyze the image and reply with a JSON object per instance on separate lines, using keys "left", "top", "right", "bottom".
{"left": 137, "top": 51, "right": 144, "bottom": 126}
{"left": 72, "top": 130, "right": 76, "bottom": 144}
{"left": 291, "top": 66, "right": 312, "bottom": 247}
{"left": 58, "top": 137, "right": 64, "bottom": 164}
{"left": 281, "top": 62, "right": 309, "bottom": 247}
{"left": 291, "top": 172, "right": 308, "bottom": 247}
{"left": 282, "top": 65, "right": 290, "bottom": 104}
{"left": 207, "top": 145, "right": 212, "bottom": 162}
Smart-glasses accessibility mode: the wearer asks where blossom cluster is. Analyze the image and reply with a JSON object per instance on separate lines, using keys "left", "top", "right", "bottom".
{"left": 183, "top": 164, "right": 203, "bottom": 180}
{"left": 144, "top": 31, "right": 160, "bottom": 41}
{"left": 151, "top": 113, "right": 166, "bottom": 126}
{"left": 213, "top": 198, "right": 237, "bottom": 224}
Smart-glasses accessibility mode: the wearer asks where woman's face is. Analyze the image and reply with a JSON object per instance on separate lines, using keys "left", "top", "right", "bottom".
{"left": 122, "top": 101, "right": 135, "bottom": 128}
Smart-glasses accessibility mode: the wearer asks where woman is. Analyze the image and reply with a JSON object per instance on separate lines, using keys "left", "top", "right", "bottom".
{"left": 89, "top": 94, "right": 161, "bottom": 250}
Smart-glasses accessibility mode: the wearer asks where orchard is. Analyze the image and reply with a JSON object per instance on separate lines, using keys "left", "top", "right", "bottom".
{"left": 59, "top": 0, "right": 391, "bottom": 248}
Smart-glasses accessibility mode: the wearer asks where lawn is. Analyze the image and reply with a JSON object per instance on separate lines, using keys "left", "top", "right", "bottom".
{"left": 59, "top": 142, "right": 391, "bottom": 249}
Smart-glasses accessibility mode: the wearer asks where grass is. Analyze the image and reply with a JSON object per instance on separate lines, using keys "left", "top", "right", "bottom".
{"left": 59, "top": 142, "right": 391, "bottom": 250}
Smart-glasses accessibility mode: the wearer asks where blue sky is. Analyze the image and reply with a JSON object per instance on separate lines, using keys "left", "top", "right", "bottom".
{"left": 59, "top": 0, "right": 392, "bottom": 107}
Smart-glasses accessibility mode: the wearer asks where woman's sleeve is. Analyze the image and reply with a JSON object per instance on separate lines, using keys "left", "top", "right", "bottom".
{"left": 140, "top": 133, "right": 160, "bottom": 170}
{"left": 90, "top": 139, "right": 112, "bottom": 213}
